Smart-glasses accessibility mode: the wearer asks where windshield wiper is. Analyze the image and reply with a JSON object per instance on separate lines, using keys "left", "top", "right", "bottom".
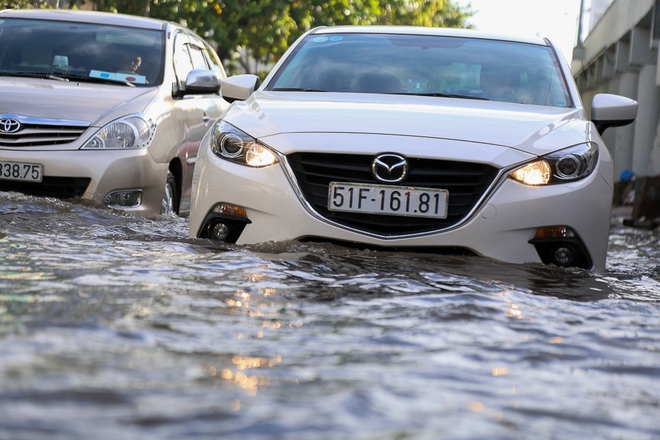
{"left": 271, "top": 87, "right": 327, "bottom": 92}
{"left": 269, "top": 88, "right": 489, "bottom": 100}
{"left": 0, "top": 70, "right": 135, "bottom": 87}
{"left": 398, "top": 92, "right": 490, "bottom": 101}
{"left": 1, "top": 71, "right": 68, "bottom": 81}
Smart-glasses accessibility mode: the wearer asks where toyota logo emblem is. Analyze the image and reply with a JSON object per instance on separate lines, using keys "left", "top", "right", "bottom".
{"left": 0, "top": 118, "right": 21, "bottom": 134}
{"left": 372, "top": 153, "right": 408, "bottom": 183}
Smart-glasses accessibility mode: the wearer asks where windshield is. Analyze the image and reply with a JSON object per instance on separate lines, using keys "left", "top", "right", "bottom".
{"left": 269, "top": 33, "right": 572, "bottom": 107}
{"left": 0, "top": 18, "right": 165, "bottom": 86}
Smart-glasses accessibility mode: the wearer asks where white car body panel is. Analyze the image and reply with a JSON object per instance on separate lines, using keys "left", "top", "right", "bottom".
{"left": 225, "top": 92, "right": 589, "bottom": 155}
{"left": 192, "top": 153, "right": 612, "bottom": 269}
{"left": 189, "top": 26, "right": 635, "bottom": 272}
{"left": 191, "top": 124, "right": 613, "bottom": 270}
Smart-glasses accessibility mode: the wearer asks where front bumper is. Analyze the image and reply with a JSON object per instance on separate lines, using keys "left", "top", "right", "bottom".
{"left": 0, "top": 148, "right": 167, "bottom": 217}
{"left": 190, "top": 145, "right": 612, "bottom": 271}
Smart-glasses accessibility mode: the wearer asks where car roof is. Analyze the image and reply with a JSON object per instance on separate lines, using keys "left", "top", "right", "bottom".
{"left": 311, "top": 25, "right": 549, "bottom": 47}
{"left": 0, "top": 9, "right": 169, "bottom": 31}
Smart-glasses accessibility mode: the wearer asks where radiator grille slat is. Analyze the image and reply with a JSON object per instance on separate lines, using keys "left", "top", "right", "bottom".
{"left": 0, "top": 122, "right": 88, "bottom": 147}
{"left": 287, "top": 152, "right": 499, "bottom": 236}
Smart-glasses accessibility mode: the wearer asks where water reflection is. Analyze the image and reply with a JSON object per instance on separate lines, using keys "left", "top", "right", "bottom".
{"left": 0, "top": 192, "right": 659, "bottom": 439}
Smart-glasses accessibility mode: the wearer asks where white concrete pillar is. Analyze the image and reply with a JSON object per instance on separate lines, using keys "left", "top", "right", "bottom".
{"left": 632, "top": 65, "right": 660, "bottom": 176}
{"left": 609, "top": 72, "right": 639, "bottom": 180}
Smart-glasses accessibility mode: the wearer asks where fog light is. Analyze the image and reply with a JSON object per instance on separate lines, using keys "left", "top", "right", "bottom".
{"left": 104, "top": 190, "right": 142, "bottom": 208}
{"left": 553, "top": 246, "right": 575, "bottom": 266}
{"left": 198, "top": 203, "right": 251, "bottom": 243}
{"left": 211, "top": 222, "right": 230, "bottom": 241}
{"left": 528, "top": 227, "right": 592, "bottom": 269}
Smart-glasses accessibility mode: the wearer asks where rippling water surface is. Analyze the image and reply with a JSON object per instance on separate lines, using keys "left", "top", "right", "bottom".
{"left": 0, "top": 192, "right": 659, "bottom": 440}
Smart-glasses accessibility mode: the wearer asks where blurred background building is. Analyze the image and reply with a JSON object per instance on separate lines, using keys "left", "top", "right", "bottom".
{"left": 574, "top": 0, "right": 660, "bottom": 182}
{"left": 573, "top": 0, "right": 660, "bottom": 222}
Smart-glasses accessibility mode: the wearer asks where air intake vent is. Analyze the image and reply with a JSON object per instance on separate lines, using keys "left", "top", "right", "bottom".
{"left": 0, "top": 176, "right": 91, "bottom": 199}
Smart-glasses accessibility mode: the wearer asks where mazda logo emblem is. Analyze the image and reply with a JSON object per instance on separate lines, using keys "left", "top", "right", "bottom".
{"left": 372, "top": 153, "right": 408, "bottom": 183}
{"left": 0, "top": 118, "right": 21, "bottom": 134}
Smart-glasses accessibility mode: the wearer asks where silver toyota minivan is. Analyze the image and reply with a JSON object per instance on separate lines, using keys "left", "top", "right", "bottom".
{"left": 0, "top": 9, "right": 229, "bottom": 217}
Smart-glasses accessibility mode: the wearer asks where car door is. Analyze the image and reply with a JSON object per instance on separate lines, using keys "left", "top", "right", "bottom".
{"left": 172, "top": 31, "right": 228, "bottom": 213}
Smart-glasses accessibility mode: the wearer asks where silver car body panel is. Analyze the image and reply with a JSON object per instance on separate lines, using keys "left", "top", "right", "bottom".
{"left": 0, "top": 10, "right": 229, "bottom": 217}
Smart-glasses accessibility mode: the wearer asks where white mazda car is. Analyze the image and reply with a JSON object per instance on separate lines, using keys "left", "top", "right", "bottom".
{"left": 189, "top": 26, "right": 637, "bottom": 271}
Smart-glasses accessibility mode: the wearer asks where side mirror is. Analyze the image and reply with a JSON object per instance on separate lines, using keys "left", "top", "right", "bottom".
{"left": 183, "top": 69, "right": 222, "bottom": 95}
{"left": 221, "top": 74, "right": 261, "bottom": 103}
{"left": 591, "top": 93, "right": 638, "bottom": 135}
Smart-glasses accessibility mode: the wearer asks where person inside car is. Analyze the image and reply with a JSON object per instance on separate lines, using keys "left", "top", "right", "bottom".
{"left": 119, "top": 54, "right": 142, "bottom": 74}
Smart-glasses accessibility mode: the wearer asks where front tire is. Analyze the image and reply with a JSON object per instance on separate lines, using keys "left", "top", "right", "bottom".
{"left": 161, "top": 171, "right": 178, "bottom": 216}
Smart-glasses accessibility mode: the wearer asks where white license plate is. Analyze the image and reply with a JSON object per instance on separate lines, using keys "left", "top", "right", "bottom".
{"left": 328, "top": 182, "right": 448, "bottom": 219}
{"left": 0, "top": 161, "right": 43, "bottom": 182}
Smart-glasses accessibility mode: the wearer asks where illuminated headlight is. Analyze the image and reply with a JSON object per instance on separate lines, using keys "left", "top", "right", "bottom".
{"left": 81, "top": 115, "right": 155, "bottom": 150}
{"left": 210, "top": 120, "right": 278, "bottom": 167}
{"left": 509, "top": 143, "right": 599, "bottom": 186}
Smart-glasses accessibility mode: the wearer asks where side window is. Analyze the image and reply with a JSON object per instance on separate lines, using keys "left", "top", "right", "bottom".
{"left": 174, "top": 31, "right": 226, "bottom": 95}
{"left": 203, "top": 42, "right": 227, "bottom": 79}
{"left": 173, "top": 32, "right": 194, "bottom": 93}
{"left": 188, "top": 44, "right": 208, "bottom": 70}
{"left": 192, "top": 36, "right": 228, "bottom": 80}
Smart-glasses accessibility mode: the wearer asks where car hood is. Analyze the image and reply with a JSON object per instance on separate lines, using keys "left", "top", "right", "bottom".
{"left": 0, "top": 77, "right": 158, "bottom": 125}
{"left": 224, "top": 91, "right": 591, "bottom": 156}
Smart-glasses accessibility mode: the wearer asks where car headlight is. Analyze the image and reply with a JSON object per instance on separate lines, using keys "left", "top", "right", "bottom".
{"left": 509, "top": 143, "right": 599, "bottom": 186}
{"left": 81, "top": 116, "right": 155, "bottom": 150}
{"left": 210, "top": 120, "right": 278, "bottom": 167}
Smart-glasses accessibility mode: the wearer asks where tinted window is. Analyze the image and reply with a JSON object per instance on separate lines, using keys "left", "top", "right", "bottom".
{"left": 203, "top": 43, "right": 227, "bottom": 78}
{"left": 270, "top": 33, "right": 572, "bottom": 107}
{"left": 0, "top": 18, "right": 165, "bottom": 86}
{"left": 173, "top": 33, "right": 194, "bottom": 92}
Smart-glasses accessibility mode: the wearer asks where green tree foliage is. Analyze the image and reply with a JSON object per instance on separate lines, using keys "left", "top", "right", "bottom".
{"left": 0, "top": 0, "right": 48, "bottom": 9}
{"left": 161, "top": 0, "right": 473, "bottom": 74}
{"left": 2, "top": 0, "right": 474, "bottom": 74}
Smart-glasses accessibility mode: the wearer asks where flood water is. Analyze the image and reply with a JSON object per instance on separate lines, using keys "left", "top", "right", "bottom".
{"left": 0, "top": 191, "right": 659, "bottom": 440}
